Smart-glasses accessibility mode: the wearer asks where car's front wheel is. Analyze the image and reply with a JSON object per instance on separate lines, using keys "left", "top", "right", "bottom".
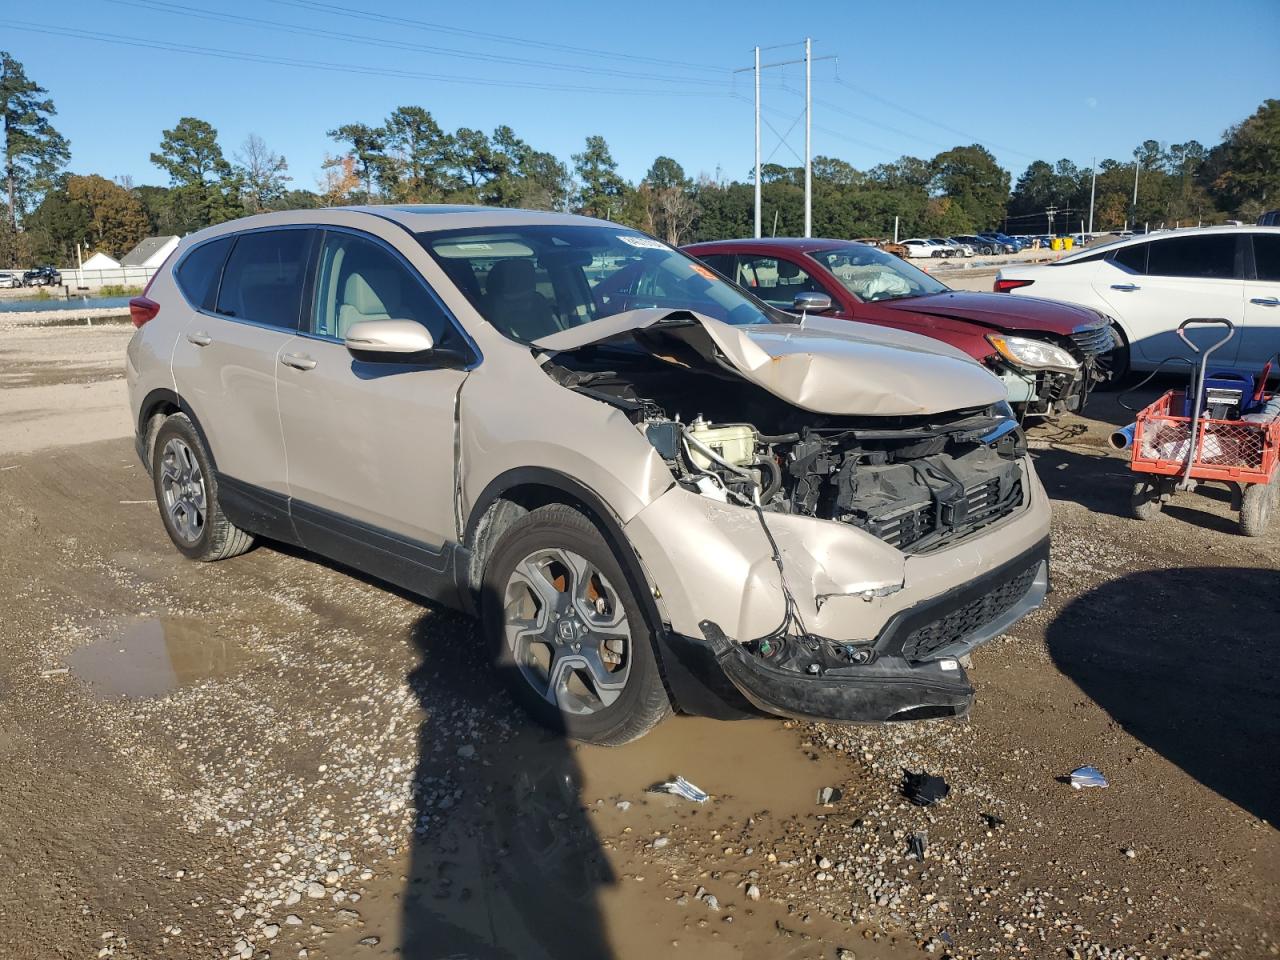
{"left": 482, "top": 503, "right": 671, "bottom": 745}
{"left": 150, "top": 414, "right": 255, "bottom": 561}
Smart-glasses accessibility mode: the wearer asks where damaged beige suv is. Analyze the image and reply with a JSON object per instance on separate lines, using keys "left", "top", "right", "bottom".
{"left": 126, "top": 207, "right": 1051, "bottom": 744}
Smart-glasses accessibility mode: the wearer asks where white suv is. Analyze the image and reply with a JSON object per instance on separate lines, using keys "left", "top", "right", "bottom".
{"left": 994, "top": 226, "right": 1280, "bottom": 377}
{"left": 126, "top": 207, "right": 1051, "bottom": 744}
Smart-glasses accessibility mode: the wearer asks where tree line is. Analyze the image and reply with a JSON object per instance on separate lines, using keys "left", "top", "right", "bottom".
{"left": 2, "top": 48, "right": 1276, "bottom": 268}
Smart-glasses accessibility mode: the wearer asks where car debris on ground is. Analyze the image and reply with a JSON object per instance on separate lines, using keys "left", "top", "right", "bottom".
{"left": 1068, "top": 765, "right": 1109, "bottom": 789}
{"left": 648, "top": 776, "right": 709, "bottom": 803}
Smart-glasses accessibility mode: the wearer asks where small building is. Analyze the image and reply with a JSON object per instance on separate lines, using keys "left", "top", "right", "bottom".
{"left": 121, "top": 235, "right": 180, "bottom": 269}
{"left": 81, "top": 251, "right": 121, "bottom": 270}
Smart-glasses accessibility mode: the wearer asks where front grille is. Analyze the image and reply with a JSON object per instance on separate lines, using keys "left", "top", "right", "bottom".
{"left": 900, "top": 561, "right": 1039, "bottom": 661}
{"left": 1070, "top": 323, "right": 1115, "bottom": 359}
{"left": 864, "top": 478, "right": 1022, "bottom": 551}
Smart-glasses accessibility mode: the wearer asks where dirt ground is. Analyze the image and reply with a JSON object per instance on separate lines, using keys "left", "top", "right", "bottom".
{"left": 0, "top": 317, "right": 1276, "bottom": 960}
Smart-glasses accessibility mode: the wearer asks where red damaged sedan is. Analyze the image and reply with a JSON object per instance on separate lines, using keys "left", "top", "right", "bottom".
{"left": 683, "top": 238, "right": 1118, "bottom": 416}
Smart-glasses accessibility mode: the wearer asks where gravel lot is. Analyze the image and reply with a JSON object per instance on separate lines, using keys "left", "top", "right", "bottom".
{"left": 0, "top": 317, "right": 1276, "bottom": 960}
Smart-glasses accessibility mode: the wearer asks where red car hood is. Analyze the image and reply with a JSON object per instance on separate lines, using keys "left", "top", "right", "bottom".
{"left": 875, "top": 291, "right": 1101, "bottom": 335}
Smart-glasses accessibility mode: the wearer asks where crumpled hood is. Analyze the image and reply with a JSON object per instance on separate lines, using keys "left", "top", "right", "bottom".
{"left": 534, "top": 310, "right": 1006, "bottom": 417}
{"left": 878, "top": 290, "right": 1103, "bottom": 335}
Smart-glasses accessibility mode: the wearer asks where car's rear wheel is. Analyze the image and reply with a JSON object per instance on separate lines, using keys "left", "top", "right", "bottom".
{"left": 151, "top": 414, "right": 255, "bottom": 561}
{"left": 482, "top": 504, "right": 671, "bottom": 745}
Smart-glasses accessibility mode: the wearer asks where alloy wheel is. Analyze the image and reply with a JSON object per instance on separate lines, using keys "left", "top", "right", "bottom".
{"left": 159, "top": 437, "right": 207, "bottom": 544}
{"left": 503, "top": 547, "right": 631, "bottom": 715}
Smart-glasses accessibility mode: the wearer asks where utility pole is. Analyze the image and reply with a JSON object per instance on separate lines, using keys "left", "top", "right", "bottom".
{"left": 753, "top": 45, "right": 761, "bottom": 238}
{"left": 1131, "top": 157, "right": 1140, "bottom": 228}
{"left": 735, "top": 42, "right": 835, "bottom": 239}
{"left": 804, "top": 37, "right": 812, "bottom": 238}
{"left": 1088, "top": 158, "right": 1096, "bottom": 236}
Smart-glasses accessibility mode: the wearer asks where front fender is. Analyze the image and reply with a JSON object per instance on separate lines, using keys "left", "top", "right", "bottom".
{"left": 624, "top": 486, "right": 907, "bottom": 642}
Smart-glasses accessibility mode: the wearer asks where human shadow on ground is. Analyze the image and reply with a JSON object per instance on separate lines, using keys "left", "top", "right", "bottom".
{"left": 398, "top": 608, "right": 615, "bottom": 959}
{"left": 1045, "top": 566, "right": 1280, "bottom": 824}
{"left": 258, "top": 543, "right": 617, "bottom": 957}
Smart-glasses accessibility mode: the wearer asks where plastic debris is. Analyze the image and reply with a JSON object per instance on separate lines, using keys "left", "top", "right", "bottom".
{"left": 907, "top": 832, "right": 928, "bottom": 860}
{"left": 817, "top": 786, "right": 843, "bottom": 805}
{"left": 902, "top": 770, "right": 950, "bottom": 806}
{"left": 1068, "top": 766, "right": 1108, "bottom": 789}
{"left": 649, "top": 776, "right": 709, "bottom": 803}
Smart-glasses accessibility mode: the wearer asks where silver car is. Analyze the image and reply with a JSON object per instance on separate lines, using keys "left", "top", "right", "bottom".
{"left": 126, "top": 207, "right": 1051, "bottom": 744}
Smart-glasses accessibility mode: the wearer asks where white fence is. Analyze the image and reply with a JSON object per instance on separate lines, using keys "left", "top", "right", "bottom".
{"left": 58, "top": 266, "right": 160, "bottom": 292}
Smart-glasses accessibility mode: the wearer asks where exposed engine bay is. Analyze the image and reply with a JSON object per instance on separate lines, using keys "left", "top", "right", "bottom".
{"left": 541, "top": 316, "right": 1027, "bottom": 554}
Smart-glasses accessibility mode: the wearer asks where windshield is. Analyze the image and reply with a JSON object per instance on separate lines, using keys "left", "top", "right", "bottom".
{"left": 419, "top": 225, "right": 780, "bottom": 343}
{"left": 810, "top": 245, "right": 950, "bottom": 302}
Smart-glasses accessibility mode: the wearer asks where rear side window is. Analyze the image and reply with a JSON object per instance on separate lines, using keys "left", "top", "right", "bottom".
{"left": 695, "top": 253, "right": 735, "bottom": 277}
{"left": 1112, "top": 243, "right": 1147, "bottom": 274}
{"left": 175, "top": 237, "right": 232, "bottom": 310}
{"left": 1253, "top": 234, "right": 1280, "bottom": 282}
{"left": 215, "top": 229, "right": 311, "bottom": 328}
{"left": 1145, "top": 235, "right": 1237, "bottom": 279}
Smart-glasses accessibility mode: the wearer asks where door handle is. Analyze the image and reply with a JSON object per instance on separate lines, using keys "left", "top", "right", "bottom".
{"left": 186, "top": 331, "right": 212, "bottom": 346}
{"left": 1250, "top": 296, "right": 1280, "bottom": 306}
{"left": 280, "top": 352, "right": 317, "bottom": 371}
{"left": 1110, "top": 283, "right": 1141, "bottom": 292}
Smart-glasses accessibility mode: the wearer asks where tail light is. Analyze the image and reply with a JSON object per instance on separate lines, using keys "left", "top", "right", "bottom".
{"left": 129, "top": 296, "right": 160, "bottom": 327}
{"left": 994, "top": 278, "right": 1034, "bottom": 293}
{"left": 130, "top": 256, "right": 170, "bottom": 327}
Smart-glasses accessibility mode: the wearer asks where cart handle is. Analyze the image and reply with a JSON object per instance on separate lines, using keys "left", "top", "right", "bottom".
{"left": 1176, "top": 317, "right": 1234, "bottom": 357}
{"left": 1174, "top": 318, "right": 1235, "bottom": 493}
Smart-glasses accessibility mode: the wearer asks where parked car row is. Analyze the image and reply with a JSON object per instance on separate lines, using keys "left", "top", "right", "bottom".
{"left": 0, "top": 266, "right": 62, "bottom": 288}
{"left": 900, "top": 235, "right": 1024, "bottom": 258}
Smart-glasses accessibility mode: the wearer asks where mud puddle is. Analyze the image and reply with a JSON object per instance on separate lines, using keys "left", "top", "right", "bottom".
{"left": 69, "top": 616, "right": 249, "bottom": 698}
{"left": 336, "top": 715, "right": 907, "bottom": 960}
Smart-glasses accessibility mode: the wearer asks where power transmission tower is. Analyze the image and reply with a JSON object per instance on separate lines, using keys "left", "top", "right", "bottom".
{"left": 735, "top": 40, "right": 836, "bottom": 238}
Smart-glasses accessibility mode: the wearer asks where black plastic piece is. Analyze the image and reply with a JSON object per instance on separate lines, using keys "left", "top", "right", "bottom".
{"left": 902, "top": 770, "right": 950, "bottom": 806}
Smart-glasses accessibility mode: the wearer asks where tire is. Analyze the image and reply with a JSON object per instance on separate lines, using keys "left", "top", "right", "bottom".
{"left": 150, "top": 414, "right": 255, "bottom": 561}
{"left": 1130, "top": 479, "right": 1165, "bottom": 521}
{"left": 1239, "top": 478, "right": 1276, "bottom": 537}
{"left": 482, "top": 503, "right": 671, "bottom": 745}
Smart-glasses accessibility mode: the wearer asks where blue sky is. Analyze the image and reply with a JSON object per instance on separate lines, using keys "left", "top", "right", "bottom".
{"left": 8, "top": 0, "right": 1279, "bottom": 191}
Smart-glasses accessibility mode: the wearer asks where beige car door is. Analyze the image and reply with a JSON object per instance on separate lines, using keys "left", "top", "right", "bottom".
{"left": 170, "top": 228, "right": 312, "bottom": 495}
{"left": 276, "top": 228, "right": 475, "bottom": 572}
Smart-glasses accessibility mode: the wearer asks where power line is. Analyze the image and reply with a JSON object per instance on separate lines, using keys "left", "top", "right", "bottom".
{"left": 7, "top": 23, "right": 740, "bottom": 97}
{"left": 102, "top": 0, "right": 737, "bottom": 87}
{"left": 777, "top": 83, "right": 957, "bottom": 154}
{"left": 262, "top": 0, "right": 730, "bottom": 74}
{"left": 829, "top": 76, "right": 1042, "bottom": 162}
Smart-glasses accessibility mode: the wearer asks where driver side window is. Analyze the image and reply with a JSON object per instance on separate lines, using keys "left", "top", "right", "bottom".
{"left": 733, "top": 255, "right": 834, "bottom": 311}
{"left": 311, "top": 231, "right": 461, "bottom": 349}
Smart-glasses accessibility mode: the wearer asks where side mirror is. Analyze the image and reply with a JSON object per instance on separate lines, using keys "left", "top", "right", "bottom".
{"left": 793, "top": 292, "right": 833, "bottom": 314}
{"left": 344, "top": 319, "right": 470, "bottom": 368}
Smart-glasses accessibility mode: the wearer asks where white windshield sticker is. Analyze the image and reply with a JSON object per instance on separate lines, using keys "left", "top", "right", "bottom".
{"left": 617, "top": 234, "right": 668, "bottom": 250}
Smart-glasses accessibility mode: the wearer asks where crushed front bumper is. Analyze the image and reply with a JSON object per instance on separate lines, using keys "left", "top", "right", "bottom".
{"left": 659, "top": 538, "right": 1049, "bottom": 723}
{"left": 998, "top": 365, "right": 1092, "bottom": 415}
